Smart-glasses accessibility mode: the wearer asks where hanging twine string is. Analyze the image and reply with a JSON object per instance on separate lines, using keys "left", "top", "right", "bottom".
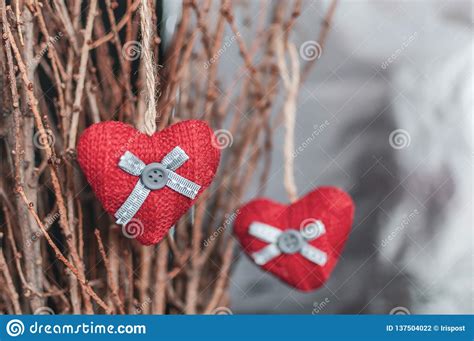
{"left": 275, "top": 30, "right": 300, "bottom": 203}
{"left": 140, "top": 0, "right": 157, "bottom": 135}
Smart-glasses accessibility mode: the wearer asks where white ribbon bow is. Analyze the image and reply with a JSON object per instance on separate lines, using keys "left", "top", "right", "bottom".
{"left": 115, "top": 147, "right": 201, "bottom": 225}
{"left": 249, "top": 221, "right": 328, "bottom": 266}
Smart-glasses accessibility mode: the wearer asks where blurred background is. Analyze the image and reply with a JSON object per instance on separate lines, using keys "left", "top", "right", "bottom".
{"left": 219, "top": 0, "right": 473, "bottom": 314}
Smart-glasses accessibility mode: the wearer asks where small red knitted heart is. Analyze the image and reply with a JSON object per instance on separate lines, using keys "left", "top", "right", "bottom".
{"left": 234, "top": 187, "right": 354, "bottom": 291}
{"left": 77, "top": 120, "right": 220, "bottom": 245}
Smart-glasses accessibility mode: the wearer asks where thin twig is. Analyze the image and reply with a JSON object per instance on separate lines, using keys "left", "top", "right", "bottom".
{"left": 94, "top": 230, "right": 126, "bottom": 314}
{"left": 67, "top": 0, "right": 97, "bottom": 150}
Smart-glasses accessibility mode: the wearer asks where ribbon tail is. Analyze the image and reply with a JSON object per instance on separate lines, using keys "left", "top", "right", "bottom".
{"left": 249, "top": 222, "right": 282, "bottom": 244}
{"left": 118, "top": 151, "right": 146, "bottom": 176}
{"left": 161, "top": 146, "right": 189, "bottom": 171}
{"left": 300, "top": 244, "right": 328, "bottom": 266}
{"left": 166, "top": 171, "right": 201, "bottom": 199}
{"left": 115, "top": 180, "right": 150, "bottom": 225}
{"left": 252, "top": 244, "right": 281, "bottom": 265}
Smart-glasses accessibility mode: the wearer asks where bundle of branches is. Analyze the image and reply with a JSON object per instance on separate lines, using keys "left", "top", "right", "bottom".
{"left": 0, "top": 0, "right": 336, "bottom": 314}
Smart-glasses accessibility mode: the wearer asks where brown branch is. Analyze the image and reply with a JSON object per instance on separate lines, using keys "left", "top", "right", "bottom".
{"left": 152, "top": 242, "right": 169, "bottom": 314}
{"left": 94, "top": 230, "right": 126, "bottom": 314}
{"left": 3, "top": 8, "right": 94, "bottom": 312}
{"left": 16, "top": 187, "right": 112, "bottom": 313}
{"left": 300, "top": 0, "right": 338, "bottom": 83}
{"left": 0, "top": 232, "right": 22, "bottom": 314}
{"left": 204, "top": 238, "right": 234, "bottom": 314}
{"left": 89, "top": 0, "right": 141, "bottom": 49}
{"left": 67, "top": 0, "right": 97, "bottom": 150}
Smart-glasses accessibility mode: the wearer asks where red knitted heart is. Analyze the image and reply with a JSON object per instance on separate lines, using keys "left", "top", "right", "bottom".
{"left": 77, "top": 120, "right": 220, "bottom": 245}
{"left": 234, "top": 187, "right": 354, "bottom": 291}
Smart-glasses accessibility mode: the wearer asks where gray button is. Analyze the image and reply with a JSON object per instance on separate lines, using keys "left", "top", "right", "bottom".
{"left": 140, "top": 163, "right": 168, "bottom": 190}
{"left": 277, "top": 230, "right": 303, "bottom": 254}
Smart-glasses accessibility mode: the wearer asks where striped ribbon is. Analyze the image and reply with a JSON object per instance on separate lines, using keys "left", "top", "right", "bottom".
{"left": 115, "top": 147, "right": 201, "bottom": 225}
{"left": 249, "top": 221, "right": 328, "bottom": 266}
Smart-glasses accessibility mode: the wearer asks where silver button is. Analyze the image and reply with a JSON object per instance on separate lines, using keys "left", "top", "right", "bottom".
{"left": 140, "top": 163, "right": 168, "bottom": 190}
{"left": 277, "top": 230, "right": 303, "bottom": 254}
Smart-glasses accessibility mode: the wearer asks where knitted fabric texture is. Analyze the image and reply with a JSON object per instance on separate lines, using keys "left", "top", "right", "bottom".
{"left": 77, "top": 120, "right": 220, "bottom": 245}
{"left": 234, "top": 187, "right": 354, "bottom": 291}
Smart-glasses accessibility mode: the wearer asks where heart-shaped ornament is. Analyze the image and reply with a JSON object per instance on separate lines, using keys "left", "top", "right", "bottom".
{"left": 234, "top": 187, "right": 354, "bottom": 291}
{"left": 77, "top": 120, "right": 220, "bottom": 245}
